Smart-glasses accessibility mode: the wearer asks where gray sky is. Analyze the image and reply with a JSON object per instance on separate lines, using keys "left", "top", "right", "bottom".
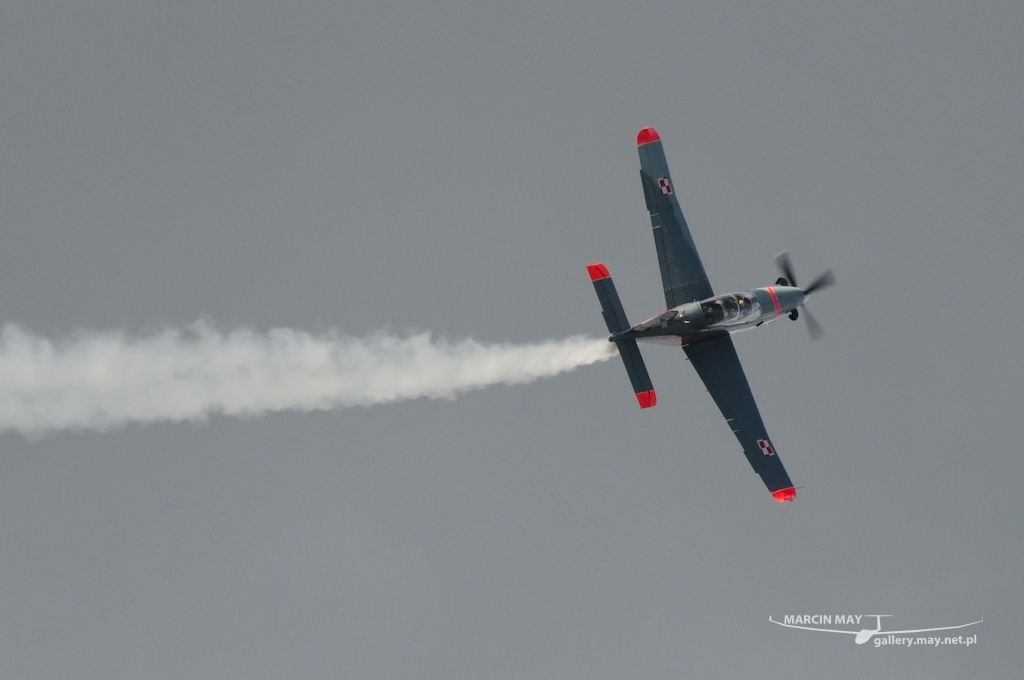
{"left": 1, "top": 1, "right": 1021, "bottom": 677}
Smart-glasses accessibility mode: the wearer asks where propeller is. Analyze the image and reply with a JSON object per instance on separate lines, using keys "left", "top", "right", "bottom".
{"left": 803, "top": 269, "right": 836, "bottom": 295}
{"left": 773, "top": 251, "right": 835, "bottom": 340}
{"left": 774, "top": 251, "right": 798, "bottom": 289}
{"left": 802, "top": 307, "right": 825, "bottom": 341}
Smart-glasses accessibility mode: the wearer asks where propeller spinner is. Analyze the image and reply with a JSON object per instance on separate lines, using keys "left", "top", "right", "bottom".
{"left": 773, "top": 251, "right": 835, "bottom": 340}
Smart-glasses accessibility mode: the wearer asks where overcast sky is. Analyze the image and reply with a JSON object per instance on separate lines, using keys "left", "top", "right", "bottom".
{"left": 1, "top": 1, "right": 1021, "bottom": 677}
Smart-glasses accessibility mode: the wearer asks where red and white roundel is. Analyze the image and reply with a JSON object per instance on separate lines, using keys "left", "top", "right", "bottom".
{"left": 757, "top": 438, "right": 775, "bottom": 457}
{"left": 658, "top": 177, "right": 673, "bottom": 195}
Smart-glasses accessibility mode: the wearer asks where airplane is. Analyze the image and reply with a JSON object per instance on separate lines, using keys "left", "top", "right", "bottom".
{"left": 587, "top": 127, "right": 835, "bottom": 502}
{"left": 768, "top": 614, "right": 983, "bottom": 644}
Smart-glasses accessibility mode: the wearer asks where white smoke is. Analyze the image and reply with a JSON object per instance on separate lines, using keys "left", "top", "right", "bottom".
{"left": 0, "top": 320, "right": 615, "bottom": 436}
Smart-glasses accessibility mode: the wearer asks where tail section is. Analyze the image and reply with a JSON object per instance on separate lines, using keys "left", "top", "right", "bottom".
{"left": 586, "top": 264, "right": 629, "bottom": 334}
{"left": 617, "top": 340, "right": 656, "bottom": 408}
{"left": 587, "top": 264, "right": 656, "bottom": 409}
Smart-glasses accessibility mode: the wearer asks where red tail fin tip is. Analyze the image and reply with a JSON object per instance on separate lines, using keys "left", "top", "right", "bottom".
{"left": 636, "top": 390, "right": 657, "bottom": 409}
{"left": 586, "top": 263, "right": 611, "bottom": 281}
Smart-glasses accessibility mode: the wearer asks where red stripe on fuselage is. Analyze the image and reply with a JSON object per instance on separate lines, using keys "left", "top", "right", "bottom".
{"left": 766, "top": 287, "right": 782, "bottom": 316}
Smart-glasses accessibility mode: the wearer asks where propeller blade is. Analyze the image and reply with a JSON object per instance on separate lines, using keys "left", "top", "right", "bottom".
{"left": 803, "top": 269, "right": 836, "bottom": 295}
{"left": 803, "top": 306, "right": 825, "bottom": 341}
{"left": 773, "top": 251, "right": 797, "bottom": 288}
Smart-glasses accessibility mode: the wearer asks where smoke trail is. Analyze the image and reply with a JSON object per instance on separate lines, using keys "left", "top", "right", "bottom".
{"left": 0, "top": 320, "right": 615, "bottom": 436}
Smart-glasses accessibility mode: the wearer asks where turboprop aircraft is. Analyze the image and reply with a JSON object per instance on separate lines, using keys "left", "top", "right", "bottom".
{"left": 587, "top": 127, "right": 835, "bottom": 502}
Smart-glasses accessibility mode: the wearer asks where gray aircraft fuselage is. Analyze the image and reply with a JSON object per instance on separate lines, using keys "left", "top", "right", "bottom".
{"left": 612, "top": 285, "right": 806, "bottom": 344}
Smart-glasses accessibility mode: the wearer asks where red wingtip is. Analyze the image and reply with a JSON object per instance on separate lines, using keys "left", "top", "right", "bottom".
{"left": 637, "top": 127, "right": 661, "bottom": 146}
{"left": 771, "top": 487, "right": 797, "bottom": 503}
{"left": 636, "top": 390, "right": 657, "bottom": 409}
{"left": 586, "top": 263, "right": 611, "bottom": 281}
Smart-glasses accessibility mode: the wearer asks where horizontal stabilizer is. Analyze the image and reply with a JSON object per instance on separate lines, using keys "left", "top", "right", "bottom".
{"left": 617, "top": 339, "right": 656, "bottom": 409}
{"left": 586, "top": 264, "right": 655, "bottom": 409}
{"left": 587, "top": 263, "right": 630, "bottom": 334}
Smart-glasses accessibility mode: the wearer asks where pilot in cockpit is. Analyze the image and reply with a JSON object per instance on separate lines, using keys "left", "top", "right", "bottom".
{"left": 702, "top": 302, "right": 724, "bottom": 324}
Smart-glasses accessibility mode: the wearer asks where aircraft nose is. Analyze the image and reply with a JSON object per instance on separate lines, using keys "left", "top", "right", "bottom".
{"left": 773, "top": 287, "right": 807, "bottom": 312}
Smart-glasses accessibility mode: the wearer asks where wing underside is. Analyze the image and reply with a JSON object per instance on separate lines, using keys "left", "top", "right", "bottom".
{"left": 683, "top": 335, "right": 795, "bottom": 497}
{"left": 637, "top": 130, "right": 714, "bottom": 308}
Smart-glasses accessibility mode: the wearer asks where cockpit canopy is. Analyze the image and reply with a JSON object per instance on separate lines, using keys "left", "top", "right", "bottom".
{"left": 701, "top": 293, "right": 761, "bottom": 327}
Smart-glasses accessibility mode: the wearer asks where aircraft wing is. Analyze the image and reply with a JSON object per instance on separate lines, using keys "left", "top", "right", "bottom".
{"left": 637, "top": 128, "right": 714, "bottom": 308}
{"left": 683, "top": 335, "right": 796, "bottom": 500}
